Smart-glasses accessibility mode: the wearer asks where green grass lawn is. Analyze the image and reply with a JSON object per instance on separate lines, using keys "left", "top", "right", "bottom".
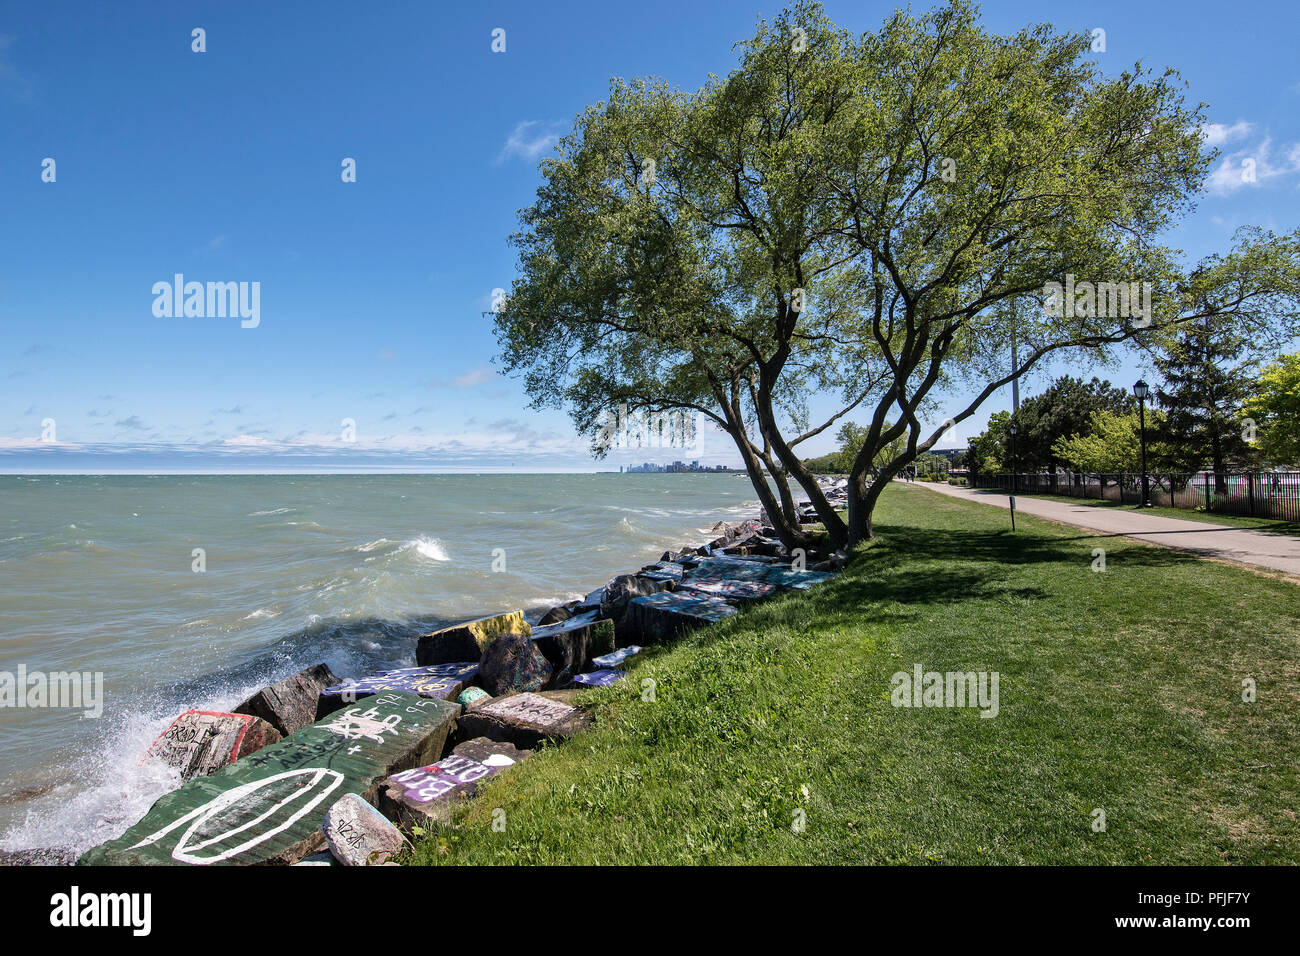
{"left": 407, "top": 483, "right": 1300, "bottom": 865}
{"left": 993, "top": 487, "right": 1300, "bottom": 537}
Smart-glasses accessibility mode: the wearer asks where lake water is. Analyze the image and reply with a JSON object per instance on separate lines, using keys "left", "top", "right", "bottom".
{"left": 0, "top": 472, "right": 759, "bottom": 855}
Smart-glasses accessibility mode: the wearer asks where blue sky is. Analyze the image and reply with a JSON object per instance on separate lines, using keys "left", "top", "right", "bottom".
{"left": 2, "top": 0, "right": 1297, "bottom": 472}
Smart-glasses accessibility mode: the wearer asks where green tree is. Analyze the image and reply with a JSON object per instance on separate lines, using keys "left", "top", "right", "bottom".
{"left": 1242, "top": 353, "right": 1300, "bottom": 466}
{"left": 1153, "top": 312, "right": 1258, "bottom": 490}
{"left": 1052, "top": 410, "right": 1145, "bottom": 473}
{"left": 1010, "top": 377, "right": 1133, "bottom": 471}
{"left": 966, "top": 411, "right": 1011, "bottom": 475}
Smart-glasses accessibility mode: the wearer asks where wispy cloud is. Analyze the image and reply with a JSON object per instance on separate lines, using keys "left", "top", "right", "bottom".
{"left": 1199, "top": 120, "right": 1254, "bottom": 148}
{"left": 427, "top": 366, "right": 497, "bottom": 389}
{"left": 1205, "top": 135, "right": 1300, "bottom": 196}
{"left": 495, "top": 120, "right": 565, "bottom": 165}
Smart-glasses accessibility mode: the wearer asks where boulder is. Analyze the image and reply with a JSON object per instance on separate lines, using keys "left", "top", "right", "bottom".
{"left": 677, "top": 576, "right": 778, "bottom": 602}
{"left": 456, "top": 692, "right": 590, "bottom": 750}
{"left": 318, "top": 663, "right": 478, "bottom": 716}
{"left": 379, "top": 738, "right": 528, "bottom": 825}
{"left": 758, "top": 566, "right": 837, "bottom": 591}
{"left": 537, "top": 603, "right": 575, "bottom": 626}
{"left": 233, "top": 662, "right": 341, "bottom": 738}
{"left": 530, "top": 610, "right": 606, "bottom": 677}
{"left": 601, "top": 574, "right": 675, "bottom": 642}
{"left": 415, "top": 611, "right": 531, "bottom": 666}
{"left": 457, "top": 686, "right": 491, "bottom": 710}
{"left": 639, "top": 562, "right": 687, "bottom": 583}
{"left": 79, "top": 692, "right": 459, "bottom": 866}
{"left": 574, "top": 587, "right": 606, "bottom": 615}
{"left": 626, "top": 591, "right": 738, "bottom": 644}
{"left": 322, "top": 794, "right": 408, "bottom": 866}
{"left": 145, "top": 710, "right": 282, "bottom": 782}
{"left": 477, "top": 633, "right": 550, "bottom": 696}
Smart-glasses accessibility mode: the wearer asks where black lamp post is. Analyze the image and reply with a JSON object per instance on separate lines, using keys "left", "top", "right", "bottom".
{"left": 1008, "top": 421, "right": 1018, "bottom": 531}
{"left": 1134, "top": 379, "right": 1151, "bottom": 507}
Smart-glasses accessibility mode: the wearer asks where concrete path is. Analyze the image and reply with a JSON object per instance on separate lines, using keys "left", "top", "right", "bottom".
{"left": 911, "top": 480, "right": 1300, "bottom": 578}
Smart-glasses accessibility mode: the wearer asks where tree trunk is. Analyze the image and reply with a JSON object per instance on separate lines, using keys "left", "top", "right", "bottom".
{"left": 753, "top": 387, "right": 848, "bottom": 550}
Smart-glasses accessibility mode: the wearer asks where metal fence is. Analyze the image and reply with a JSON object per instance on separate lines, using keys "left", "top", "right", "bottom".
{"left": 968, "top": 471, "right": 1300, "bottom": 522}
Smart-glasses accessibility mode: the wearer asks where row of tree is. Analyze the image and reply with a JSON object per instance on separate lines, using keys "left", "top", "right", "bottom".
{"left": 492, "top": 0, "right": 1300, "bottom": 552}
{"left": 967, "top": 316, "right": 1300, "bottom": 488}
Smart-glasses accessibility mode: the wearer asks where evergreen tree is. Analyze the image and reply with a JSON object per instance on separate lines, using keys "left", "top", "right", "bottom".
{"left": 1153, "top": 312, "right": 1257, "bottom": 491}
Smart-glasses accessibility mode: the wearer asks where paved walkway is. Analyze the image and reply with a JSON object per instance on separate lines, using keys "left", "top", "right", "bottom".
{"left": 911, "top": 480, "right": 1300, "bottom": 577}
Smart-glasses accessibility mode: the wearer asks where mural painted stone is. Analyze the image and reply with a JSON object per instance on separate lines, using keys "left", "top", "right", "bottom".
{"left": 145, "top": 710, "right": 282, "bottom": 782}
{"left": 416, "top": 610, "right": 531, "bottom": 666}
{"left": 233, "top": 662, "right": 341, "bottom": 737}
{"left": 78, "top": 692, "right": 458, "bottom": 866}
{"left": 456, "top": 692, "right": 589, "bottom": 750}
{"left": 678, "top": 575, "right": 778, "bottom": 601}
{"left": 639, "top": 562, "right": 687, "bottom": 583}
{"left": 379, "top": 738, "right": 527, "bottom": 825}
{"left": 322, "top": 793, "right": 407, "bottom": 866}
{"left": 592, "top": 645, "right": 642, "bottom": 668}
{"left": 626, "top": 591, "right": 738, "bottom": 643}
{"left": 758, "top": 567, "right": 836, "bottom": 591}
{"left": 318, "top": 662, "right": 478, "bottom": 715}
{"left": 571, "top": 669, "right": 625, "bottom": 688}
{"left": 457, "top": 686, "right": 491, "bottom": 709}
{"left": 478, "top": 633, "right": 550, "bottom": 696}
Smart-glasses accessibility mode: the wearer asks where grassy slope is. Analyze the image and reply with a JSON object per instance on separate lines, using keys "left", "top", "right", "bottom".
{"left": 408, "top": 483, "right": 1300, "bottom": 865}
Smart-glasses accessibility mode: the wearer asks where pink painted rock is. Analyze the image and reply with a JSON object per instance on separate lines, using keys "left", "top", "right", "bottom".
{"left": 145, "top": 709, "right": 281, "bottom": 781}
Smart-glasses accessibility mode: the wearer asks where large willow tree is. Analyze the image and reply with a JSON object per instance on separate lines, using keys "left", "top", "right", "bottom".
{"left": 494, "top": 0, "right": 1300, "bottom": 548}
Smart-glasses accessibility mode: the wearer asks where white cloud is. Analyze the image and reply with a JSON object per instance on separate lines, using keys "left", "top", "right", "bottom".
{"left": 495, "top": 120, "right": 565, "bottom": 165}
{"left": 1199, "top": 120, "right": 1254, "bottom": 147}
{"left": 452, "top": 368, "right": 493, "bottom": 388}
{"left": 1204, "top": 135, "right": 1300, "bottom": 196}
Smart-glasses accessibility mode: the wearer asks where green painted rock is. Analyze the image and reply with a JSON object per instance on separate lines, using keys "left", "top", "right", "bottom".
{"left": 416, "top": 611, "right": 531, "bottom": 666}
{"left": 78, "top": 692, "right": 458, "bottom": 866}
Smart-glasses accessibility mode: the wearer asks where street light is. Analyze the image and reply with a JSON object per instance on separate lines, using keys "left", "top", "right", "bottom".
{"left": 1008, "top": 421, "right": 1018, "bottom": 531}
{"left": 1133, "top": 379, "right": 1151, "bottom": 507}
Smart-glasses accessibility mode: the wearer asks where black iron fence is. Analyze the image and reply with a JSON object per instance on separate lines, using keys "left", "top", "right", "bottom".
{"left": 968, "top": 471, "right": 1300, "bottom": 522}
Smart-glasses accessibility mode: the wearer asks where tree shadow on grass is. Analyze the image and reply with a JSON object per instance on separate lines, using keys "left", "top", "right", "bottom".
{"left": 808, "top": 522, "right": 1208, "bottom": 629}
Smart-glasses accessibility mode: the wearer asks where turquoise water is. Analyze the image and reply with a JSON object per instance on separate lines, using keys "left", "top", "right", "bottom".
{"left": 0, "top": 473, "right": 760, "bottom": 853}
